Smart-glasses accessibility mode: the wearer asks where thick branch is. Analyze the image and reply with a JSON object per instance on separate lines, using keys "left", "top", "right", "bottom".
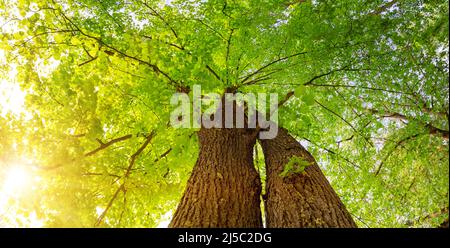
{"left": 84, "top": 134, "right": 133, "bottom": 157}
{"left": 225, "top": 29, "right": 234, "bottom": 84}
{"left": 368, "top": 109, "right": 449, "bottom": 140}
{"left": 405, "top": 207, "right": 449, "bottom": 227}
{"left": 94, "top": 184, "right": 125, "bottom": 227}
{"left": 78, "top": 56, "right": 98, "bottom": 67}
{"left": 124, "top": 131, "right": 156, "bottom": 178}
{"left": 82, "top": 172, "right": 121, "bottom": 178}
{"left": 440, "top": 218, "right": 449, "bottom": 228}
{"left": 426, "top": 124, "right": 449, "bottom": 140}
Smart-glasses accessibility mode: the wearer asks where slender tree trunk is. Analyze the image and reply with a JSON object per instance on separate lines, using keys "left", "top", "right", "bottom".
{"left": 169, "top": 127, "right": 263, "bottom": 227}
{"left": 260, "top": 127, "right": 357, "bottom": 227}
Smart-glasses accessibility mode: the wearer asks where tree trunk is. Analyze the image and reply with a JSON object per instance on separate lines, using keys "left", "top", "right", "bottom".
{"left": 260, "top": 127, "right": 357, "bottom": 227}
{"left": 439, "top": 218, "right": 449, "bottom": 228}
{"left": 169, "top": 127, "right": 263, "bottom": 227}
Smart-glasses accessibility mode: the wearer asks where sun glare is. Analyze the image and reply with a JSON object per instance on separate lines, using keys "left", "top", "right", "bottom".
{"left": 0, "top": 164, "right": 45, "bottom": 227}
{"left": 2, "top": 166, "right": 31, "bottom": 194}
{"left": 156, "top": 210, "right": 173, "bottom": 228}
{"left": 0, "top": 79, "right": 27, "bottom": 118}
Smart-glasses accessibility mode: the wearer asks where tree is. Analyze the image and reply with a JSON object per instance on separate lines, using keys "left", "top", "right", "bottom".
{"left": 169, "top": 101, "right": 263, "bottom": 227}
{"left": 169, "top": 127, "right": 263, "bottom": 227}
{"left": 0, "top": 0, "right": 448, "bottom": 227}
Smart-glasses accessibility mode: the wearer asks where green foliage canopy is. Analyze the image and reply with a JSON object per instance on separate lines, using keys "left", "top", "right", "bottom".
{"left": 0, "top": 0, "right": 448, "bottom": 227}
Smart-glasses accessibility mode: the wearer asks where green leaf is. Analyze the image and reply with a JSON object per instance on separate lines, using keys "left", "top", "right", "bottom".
{"left": 279, "top": 156, "right": 313, "bottom": 178}
{"left": 302, "top": 92, "right": 315, "bottom": 106}
{"left": 294, "top": 85, "right": 306, "bottom": 98}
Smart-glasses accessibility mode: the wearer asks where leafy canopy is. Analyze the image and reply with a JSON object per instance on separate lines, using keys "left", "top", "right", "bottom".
{"left": 0, "top": 0, "right": 448, "bottom": 227}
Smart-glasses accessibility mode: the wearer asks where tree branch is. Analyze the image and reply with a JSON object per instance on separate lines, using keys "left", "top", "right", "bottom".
{"left": 139, "top": 0, "right": 179, "bottom": 39}
{"left": 370, "top": 0, "right": 397, "bottom": 15}
{"left": 94, "top": 184, "right": 125, "bottom": 227}
{"left": 307, "top": 83, "right": 415, "bottom": 96}
{"left": 425, "top": 124, "right": 449, "bottom": 140}
{"left": 374, "top": 133, "right": 422, "bottom": 176}
{"left": 315, "top": 100, "right": 374, "bottom": 147}
{"left": 94, "top": 130, "right": 156, "bottom": 227}
{"left": 276, "top": 65, "right": 357, "bottom": 108}
{"left": 225, "top": 28, "right": 234, "bottom": 84}
{"left": 78, "top": 56, "right": 98, "bottom": 67}
{"left": 154, "top": 148, "right": 173, "bottom": 163}
{"left": 84, "top": 134, "right": 133, "bottom": 157}
{"left": 82, "top": 172, "right": 121, "bottom": 178}
{"left": 240, "top": 51, "right": 307, "bottom": 85}
{"left": 368, "top": 109, "right": 449, "bottom": 140}
{"left": 405, "top": 207, "right": 449, "bottom": 227}
{"left": 192, "top": 18, "right": 226, "bottom": 40}
{"left": 241, "top": 69, "right": 282, "bottom": 87}
{"left": 124, "top": 131, "right": 156, "bottom": 178}
{"left": 58, "top": 9, "right": 181, "bottom": 88}
{"left": 302, "top": 137, "right": 360, "bottom": 169}
{"left": 206, "top": 64, "right": 224, "bottom": 82}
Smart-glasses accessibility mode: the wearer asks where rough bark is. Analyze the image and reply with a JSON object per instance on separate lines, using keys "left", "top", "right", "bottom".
{"left": 260, "top": 127, "right": 357, "bottom": 227}
{"left": 439, "top": 218, "right": 449, "bottom": 228}
{"left": 169, "top": 126, "right": 263, "bottom": 227}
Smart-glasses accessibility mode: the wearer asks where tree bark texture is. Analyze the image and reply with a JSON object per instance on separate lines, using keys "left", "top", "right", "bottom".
{"left": 260, "top": 127, "right": 357, "bottom": 227}
{"left": 170, "top": 127, "right": 263, "bottom": 227}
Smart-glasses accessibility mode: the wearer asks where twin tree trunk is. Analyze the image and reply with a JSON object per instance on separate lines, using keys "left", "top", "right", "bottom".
{"left": 169, "top": 127, "right": 263, "bottom": 227}
{"left": 260, "top": 127, "right": 357, "bottom": 227}
{"left": 169, "top": 100, "right": 355, "bottom": 227}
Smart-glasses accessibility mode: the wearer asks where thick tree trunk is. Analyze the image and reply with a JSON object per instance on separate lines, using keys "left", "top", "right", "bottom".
{"left": 169, "top": 127, "right": 263, "bottom": 227}
{"left": 439, "top": 218, "right": 449, "bottom": 228}
{"left": 260, "top": 127, "right": 357, "bottom": 227}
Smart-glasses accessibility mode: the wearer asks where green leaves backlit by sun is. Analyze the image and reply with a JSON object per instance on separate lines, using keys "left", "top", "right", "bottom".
{"left": 0, "top": 163, "right": 44, "bottom": 227}
{"left": 0, "top": 0, "right": 448, "bottom": 227}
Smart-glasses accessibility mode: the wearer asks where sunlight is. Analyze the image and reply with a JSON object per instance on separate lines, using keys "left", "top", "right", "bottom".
{"left": 2, "top": 166, "right": 31, "bottom": 195}
{"left": 0, "top": 58, "right": 59, "bottom": 119}
{"left": 0, "top": 81, "right": 26, "bottom": 117}
{"left": 24, "top": 212, "right": 45, "bottom": 228}
{"left": 0, "top": 163, "right": 45, "bottom": 227}
{"left": 0, "top": 65, "right": 27, "bottom": 118}
{"left": 156, "top": 210, "right": 173, "bottom": 228}
{"left": 95, "top": 206, "right": 105, "bottom": 217}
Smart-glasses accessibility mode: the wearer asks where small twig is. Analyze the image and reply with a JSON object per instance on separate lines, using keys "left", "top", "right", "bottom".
{"left": 154, "top": 148, "right": 173, "bottom": 162}
{"left": 240, "top": 51, "right": 307, "bottom": 85}
{"left": 315, "top": 100, "right": 374, "bottom": 147}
